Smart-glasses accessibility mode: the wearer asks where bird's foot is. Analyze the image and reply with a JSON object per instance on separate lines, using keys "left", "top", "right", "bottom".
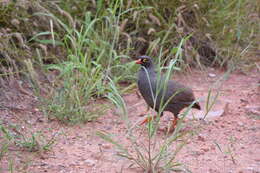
{"left": 165, "top": 117, "right": 180, "bottom": 133}
{"left": 172, "top": 117, "right": 179, "bottom": 128}
{"left": 139, "top": 116, "right": 154, "bottom": 125}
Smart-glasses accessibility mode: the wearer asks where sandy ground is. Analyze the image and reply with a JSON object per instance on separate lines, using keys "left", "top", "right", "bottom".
{"left": 0, "top": 68, "right": 259, "bottom": 173}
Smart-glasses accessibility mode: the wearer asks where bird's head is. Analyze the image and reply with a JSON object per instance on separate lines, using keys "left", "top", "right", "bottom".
{"left": 135, "top": 55, "right": 153, "bottom": 68}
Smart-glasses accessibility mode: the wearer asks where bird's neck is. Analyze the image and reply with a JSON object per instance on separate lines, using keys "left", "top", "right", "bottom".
{"left": 141, "top": 65, "right": 156, "bottom": 77}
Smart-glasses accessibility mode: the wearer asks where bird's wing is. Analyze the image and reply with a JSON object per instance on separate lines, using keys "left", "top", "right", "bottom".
{"left": 157, "top": 78, "right": 196, "bottom": 105}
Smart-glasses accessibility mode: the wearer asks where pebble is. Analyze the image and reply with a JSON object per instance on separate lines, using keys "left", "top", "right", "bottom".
{"left": 201, "top": 148, "right": 209, "bottom": 152}
{"left": 208, "top": 73, "right": 216, "bottom": 78}
{"left": 187, "top": 109, "right": 224, "bottom": 120}
{"left": 84, "top": 159, "right": 96, "bottom": 167}
{"left": 210, "top": 145, "right": 216, "bottom": 150}
{"left": 197, "top": 135, "right": 206, "bottom": 142}
{"left": 245, "top": 106, "right": 260, "bottom": 115}
{"left": 11, "top": 19, "right": 20, "bottom": 26}
{"left": 102, "top": 143, "right": 111, "bottom": 149}
{"left": 237, "top": 122, "right": 244, "bottom": 126}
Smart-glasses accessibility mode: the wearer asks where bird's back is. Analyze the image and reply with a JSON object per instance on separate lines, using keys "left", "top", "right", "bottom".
{"left": 160, "top": 79, "right": 198, "bottom": 115}
{"left": 138, "top": 69, "right": 199, "bottom": 114}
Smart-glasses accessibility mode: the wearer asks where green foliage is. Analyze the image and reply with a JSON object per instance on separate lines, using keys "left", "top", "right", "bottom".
{"left": 0, "top": 122, "right": 56, "bottom": 172}
{"left": 197, "top": 0, "right": 260, "bottom": 66}
{"left": 0, "top": 0, "right": 258, "bottom": 123}
{"left": 0, "top": 122, "right": 56, "bottom": 153}
{"left": 0, "top": 0, "right": 258, "bottom": 70}
{"left": 31, "top": 6, "right": 137, "bottom": 124}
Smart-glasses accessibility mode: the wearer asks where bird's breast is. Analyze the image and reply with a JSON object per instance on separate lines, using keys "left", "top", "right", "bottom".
{"left": 137, "top": 72, "right": 156, "bottom": 107}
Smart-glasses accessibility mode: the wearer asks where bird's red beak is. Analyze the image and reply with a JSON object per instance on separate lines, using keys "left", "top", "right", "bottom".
{"left": 135, "top": 59, "right": 142, "bottom": 64}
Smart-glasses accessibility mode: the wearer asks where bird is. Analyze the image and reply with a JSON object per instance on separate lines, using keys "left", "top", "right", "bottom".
{"left": 135, "top": 55, "right": 201, "bottom": 130}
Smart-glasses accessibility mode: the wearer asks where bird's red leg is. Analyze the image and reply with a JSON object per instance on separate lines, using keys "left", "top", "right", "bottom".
{"left": 140, "top": 112, "right": 163, "bottom": 125}
{"left": 172, "top": 117, "right": 179, "bottom": 129}
{"left": 140, "top": 116, "right": 154, "bottom": 125}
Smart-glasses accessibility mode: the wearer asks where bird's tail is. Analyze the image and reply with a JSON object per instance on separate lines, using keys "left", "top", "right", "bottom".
{"left": 192, "top": 102, "right": 201, "bottom": 110}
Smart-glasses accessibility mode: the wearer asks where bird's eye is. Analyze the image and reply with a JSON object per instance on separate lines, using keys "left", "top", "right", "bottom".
{"left": 143, "top": 58, "right": 148, "bottom": 62}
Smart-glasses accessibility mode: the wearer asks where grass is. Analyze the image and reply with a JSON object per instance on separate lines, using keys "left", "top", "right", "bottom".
{"left": 1, "top": 0, "right": 258, "bottom": 78}
{"left": 0, "top": 121, "right": 57, "bottom": 172}
{"left": 0, "top": 122, "right": 56, "bottom": 153}
{"left": 0, "top": 0, "right": 258, "bottom": 124}
{"left": 29, "top": 6, "right": 139, "bottom": 124}
{"left": 214, "top": 137, "right": 237, "bottom": 172}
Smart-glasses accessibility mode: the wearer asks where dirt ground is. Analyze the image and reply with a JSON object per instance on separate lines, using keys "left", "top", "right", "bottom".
{"left": 0, "top": 68, "right": 260, "bottom": 173}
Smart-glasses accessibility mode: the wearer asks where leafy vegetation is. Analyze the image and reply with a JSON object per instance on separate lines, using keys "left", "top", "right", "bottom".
{"left": 1, "top": 0, "right": 258, "bottom": 70}
{"left": 0, "top": 120, "right": 57, "bottom": 172}
{"left": 0, "top": 122, "right": 56, "bottom": 153}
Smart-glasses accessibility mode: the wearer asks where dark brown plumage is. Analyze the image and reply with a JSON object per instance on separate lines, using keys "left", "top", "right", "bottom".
{"left": 136, "top": 55, "right": 201, "bottom": 129}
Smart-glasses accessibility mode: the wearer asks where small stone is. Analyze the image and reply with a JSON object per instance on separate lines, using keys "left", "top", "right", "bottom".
{"left": 6, "top": 28, "right": 11, "bottom": 32}
{"left": 105, "top": 125, "right": 112, "bottom": 130}
{"left": 197, "top": 135, "right": 206, "bottom": 142}
{"left": 245, "top": 106, "right": 260, "bottom": 115}
{"left": 244, "top": 166, "right": 259, "bottom": 172}
{"left": 201, "top": 148, "right": 209, "bottom": 152}
{"left": 210, "top": 145, "right": 216, "bottom": 150}
{"left": 33, "top": 21, "right": 38, "bottom": 27}
{"left": 11, "top": 19, "right": 20, "bottom": 26}
{"left": 91, "top": 152, "right": 103, "bottom": 160}
{"left": 208, "top": 73, "right": 216, "bottom": 78}
{"left": 40, "top": 163, "right": 48, "bottom": 166}
{"left": 240, "top": 99, "right": 248, "bottom": 103}
{"left": 237, "top": 122, "right": 244, "bottom": 126}
{"left": 102, "top": 143, "right": 111, "bottom": 149}
{"left": 208, "top": 109, "right": 225, "bottom": 118}
{"left": 187, "top": 109, "right": 224, "bottom": 120}
{"left": 84, "top": 159, "right": 96, "bottom": 167}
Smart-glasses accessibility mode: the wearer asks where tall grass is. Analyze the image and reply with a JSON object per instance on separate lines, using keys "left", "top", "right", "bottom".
{"left": 198, "top": 0, "right": 259, "bottom": 68}
{"left": 0, "top": 0, "right": 258, "bottom": 80}
{"left": 31, "top": 3, "right": 140, "bottom": 123}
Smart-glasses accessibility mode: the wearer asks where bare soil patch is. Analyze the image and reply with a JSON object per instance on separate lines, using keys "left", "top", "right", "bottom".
{"left": 1, "top": 68, "right": 259, "bottom": 173}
